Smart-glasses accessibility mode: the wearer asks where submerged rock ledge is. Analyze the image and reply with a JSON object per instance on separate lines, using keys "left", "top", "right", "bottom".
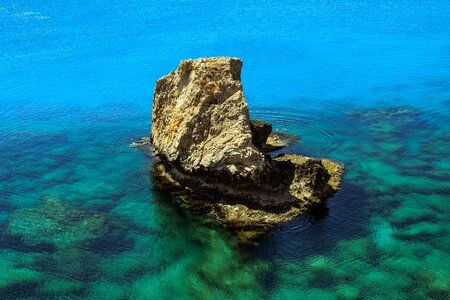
{"left": 146, "top": 57, "right": 343, "bottom": 239}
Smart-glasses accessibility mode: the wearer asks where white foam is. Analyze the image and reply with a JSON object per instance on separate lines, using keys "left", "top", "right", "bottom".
{"left": 12, "top": 11, "right": 49, "bottom": 20}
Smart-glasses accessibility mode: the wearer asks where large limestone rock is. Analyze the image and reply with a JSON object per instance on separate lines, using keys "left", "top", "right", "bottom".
{"left": 149, "top": 57, "right": 343, "bottom": 240}
{"left": 151, "top": 57, "right": 269, "bottom": 179}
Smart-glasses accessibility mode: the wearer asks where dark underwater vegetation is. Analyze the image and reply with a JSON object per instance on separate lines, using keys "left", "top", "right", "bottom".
{"left": 1, "top": 0, "right": 450, "bottom": 299}
{"left": 0, "top": 100, "right": 448, "bottom": 299}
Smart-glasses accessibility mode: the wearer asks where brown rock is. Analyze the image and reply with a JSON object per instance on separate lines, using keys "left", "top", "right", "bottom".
{"left": 151, "top": 57, "right": 270, "bottom": 179}
{"left": 249, "top": 120, "right": 300, "bottom": 152}
{"left": 263, "top": 131, "right": 300, "bottom": 152}
{"left": 148, "top": 57, "right": 344, "bottom": 240}
{"left": 249, "top": 120, "right": 272, "bottom": 149}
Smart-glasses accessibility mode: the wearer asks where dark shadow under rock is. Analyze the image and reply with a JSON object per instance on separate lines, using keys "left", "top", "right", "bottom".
{"left": 250, "top": 119, "right": 300, "bottom": 152}
{"left": 153, "top": 152, "right": 343, "bottom": 241}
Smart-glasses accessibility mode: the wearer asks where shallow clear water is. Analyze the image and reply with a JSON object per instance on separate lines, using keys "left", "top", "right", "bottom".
{"left": 1, "top": 0, "right": 449, "bottom": 299}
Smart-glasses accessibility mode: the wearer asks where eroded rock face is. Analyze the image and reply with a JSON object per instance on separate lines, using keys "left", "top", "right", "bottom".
{"left": 154, "top": 154, "right": 342, "bottom": 231}
{"left": 151, "top": 57, "right": 269, "bottom": 179}
{"left": 149, "top": 57, "right": 344, "bottom": 240}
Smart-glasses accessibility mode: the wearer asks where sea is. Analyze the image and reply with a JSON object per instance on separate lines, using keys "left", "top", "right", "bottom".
{"left": 0, "top": 0, "right": 449, "bottom": 299}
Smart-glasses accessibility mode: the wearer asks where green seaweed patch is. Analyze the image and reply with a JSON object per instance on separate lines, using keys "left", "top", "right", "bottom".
{"left": 0, "top": 251, "right": 43, "bottom": 293}
{"left": 347, "top": 106, "right": 421, "bottom": 124}
{"left": 396, "top": 221, "right": 445, "bottom": 240}
{"left": 273, "top": 287, "right": 336, "bottom": 300}
{"left": 34, "top": 248, "right": 100, "bottom": 281}
{"left": 0, "top": 267, "right": 42, "bottom": 293}
{"left": 380, "top": 257, "right": 424, "bottom": 277}
{"left": 304, "top": 255, "right": 341, "bottom": 289}
{"left": 356, "top": 268, "right": 412, "bottom": 298}
{"left": 389, "top": 199, "right": 436, "bottom": 225}
{"left": 38, "top": 278, "right": 84, "bottom": 295}
{"left": 7, "top": 195, "right": 117, "bottom": 250}
{"left": 335, "top": 283, "right": 360, "bottom": 300}
{"left": 87, "top": 281, "right": 127, "bottom": 300}
{"left": 370, "top": 217, "right": 397, "bottom": 253}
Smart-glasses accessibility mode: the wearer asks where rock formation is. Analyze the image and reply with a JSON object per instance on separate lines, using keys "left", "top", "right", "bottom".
{"left": 151, "top": 57, "right": 269, "bottom": 179}
{"left": 249, "top": 120, "right": 301, "bottom": 152}
{"left": 149, "top": 57, "right": 343, "bottom": 240}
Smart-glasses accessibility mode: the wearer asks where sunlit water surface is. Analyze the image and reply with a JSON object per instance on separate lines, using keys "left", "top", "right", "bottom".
{"left": 1, "top": 0, "right": 449, "bottom": 299}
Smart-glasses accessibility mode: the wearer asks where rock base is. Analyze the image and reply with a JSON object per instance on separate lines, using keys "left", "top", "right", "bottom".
{"left": 153, "top": 152, "right": 343, "bottom": 241}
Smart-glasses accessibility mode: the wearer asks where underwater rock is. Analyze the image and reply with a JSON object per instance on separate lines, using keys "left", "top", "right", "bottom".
{"left": 87, "top": 281, "right": 127, "bottom": 300}
{"left": 130, "top": 136, "right": 153, "bottom": 156}
{"left": 129, "top": 137, "right": 151, "bottom": 148}
{"left": 273, "top": 154, "right": 342, "bottom": 200}
{"left": 396, "top": 221, "right": 445, "bottom": 239}
{"left": 7, "top": 195, "right": 108, "bottom": 249}
{"left": 346, "top": 106, "right": 421, "bottom": 123}
{"left": 148, "top": 57, "right": 343, "bottom": 238}
{"left": 370, "top": 217, "right": 396, "bottom": 252}
{"left": 38, "top": 278, "right": 84, "bottom": 295}
{"left": 249, "top": 120, "right": 272, "bottom": 149}
{"left": 346, "top": 106, "right": 424, "bottom": 141}
{"left": 249, "top": 119, "right": 300, "bottom": 152}
{"left": 336, "top": 284, "right": 360, "bottom": 300}
{"left": 0, "top": 250, "right": 43, "bottom": 292}
{"left": 153, "top": 153, "right": 342, "bottom": 239}
{"left": 264, "top": 131, "right": 300, "bottom": 152}
{"left": 0, "top": 268, "right": 42, "bottom": 293}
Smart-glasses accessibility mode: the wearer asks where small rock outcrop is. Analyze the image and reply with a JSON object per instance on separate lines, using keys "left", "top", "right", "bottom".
{"left": 149, "top": 57, "right": 343, "bottom": 240}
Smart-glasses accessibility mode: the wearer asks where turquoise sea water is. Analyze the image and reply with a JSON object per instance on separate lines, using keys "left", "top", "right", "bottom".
{"left": 1, "top": 0, "right": 449, "bottom": 299}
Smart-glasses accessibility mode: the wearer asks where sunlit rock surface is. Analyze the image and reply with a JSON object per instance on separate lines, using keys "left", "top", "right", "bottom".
{"left": 149, "top": 57, "right": 343, "bottom": 238}
{"left": 151, "top": 57, "right": 270, "bottom": 179}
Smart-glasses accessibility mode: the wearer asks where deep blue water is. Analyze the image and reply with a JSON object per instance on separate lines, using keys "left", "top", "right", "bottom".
{"left": 1, "top": 0, "right": 449, "bottom": 299}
